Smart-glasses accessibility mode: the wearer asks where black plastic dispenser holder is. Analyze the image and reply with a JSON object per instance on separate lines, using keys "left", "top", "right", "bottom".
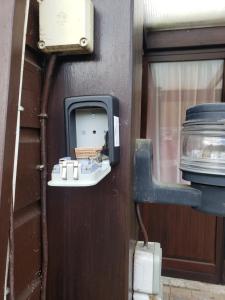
{"left": 64, "top": 95, "right": 120, "bottom": 165}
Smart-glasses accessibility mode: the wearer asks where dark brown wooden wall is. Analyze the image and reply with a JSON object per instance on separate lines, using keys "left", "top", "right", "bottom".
{"left": 0, "top": 0, "right": 33, "bottom": 298}
{"left": 46, "top": 1, "right": 143, "bottom": 299}
{"left": 13, "top": 1, "right": 43, "bottom": 298}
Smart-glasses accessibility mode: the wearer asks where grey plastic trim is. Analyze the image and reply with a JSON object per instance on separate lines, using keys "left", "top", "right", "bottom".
{"left": 133, "top": 139, "right": 201, "bottom": 207}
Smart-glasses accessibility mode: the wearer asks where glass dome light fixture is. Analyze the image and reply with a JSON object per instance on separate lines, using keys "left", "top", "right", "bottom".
{"left": 181, "top": 103, "right": 225, "bottom": 180}
{"left": 134, "top": 103, "right": 225, "bottom": 217}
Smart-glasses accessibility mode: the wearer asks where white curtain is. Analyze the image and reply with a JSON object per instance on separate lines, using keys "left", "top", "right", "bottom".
{"left": 147, "top": 60, "right": 224, "bottom": 183}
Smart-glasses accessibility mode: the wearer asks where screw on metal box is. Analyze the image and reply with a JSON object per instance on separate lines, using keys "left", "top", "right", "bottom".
{"left": 80, "top": 38, "right": 88, "bottom": 48}
{"left": 133, "top": 103, "right": 225, "bottom": 217}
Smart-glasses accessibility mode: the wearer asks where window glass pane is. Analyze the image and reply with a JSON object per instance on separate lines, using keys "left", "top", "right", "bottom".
{"left": 144, "top": 0, "right": 225, "bottom": 31}
{"left": 147, "top": 60, "right": 224, "bottom": 183}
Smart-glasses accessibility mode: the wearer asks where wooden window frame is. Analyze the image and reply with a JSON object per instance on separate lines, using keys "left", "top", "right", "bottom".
{"left": 142, "top": 46, "right": 225, "bottom": 283}
{"left": 144, "top": 27, "right": 225, "bottom": 50}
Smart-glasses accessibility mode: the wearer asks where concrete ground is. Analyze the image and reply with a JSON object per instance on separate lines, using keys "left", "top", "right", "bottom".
{"left": 162, "top": 277, "right": 225, "bottom": 300}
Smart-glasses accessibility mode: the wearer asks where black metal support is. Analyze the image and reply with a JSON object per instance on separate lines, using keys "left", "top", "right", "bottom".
{"left": 192, "top": 183, "right": 225, "bottom": 217}
{"left": 133, "top": 139, "right": 201, "bottom": 208}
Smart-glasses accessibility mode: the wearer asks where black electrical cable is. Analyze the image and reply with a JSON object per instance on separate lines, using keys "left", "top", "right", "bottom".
{"left": 40, "top": 54, "right": 57, "bottom": 300}
{"left": 135, "top": 203, "right": 149, "bottom": 246}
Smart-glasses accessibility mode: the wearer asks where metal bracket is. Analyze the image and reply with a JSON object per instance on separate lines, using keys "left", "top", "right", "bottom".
{"left": 133, "top": 139, "right": 201, "bottom": 208}
{"left": 62, "top": 161, "right": 67, "bottom": 180}
{"left": 73, "top": 161, "right": 79, "bottom": 180}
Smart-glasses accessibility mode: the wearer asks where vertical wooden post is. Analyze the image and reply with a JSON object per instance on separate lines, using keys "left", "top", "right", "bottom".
{"left": 47, "top": 0, "right": 143, "bottom": 299}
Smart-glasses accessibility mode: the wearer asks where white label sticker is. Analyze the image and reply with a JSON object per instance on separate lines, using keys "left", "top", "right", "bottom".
{"left": 114, "top": 116, "right": 120, "bottom": 147}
